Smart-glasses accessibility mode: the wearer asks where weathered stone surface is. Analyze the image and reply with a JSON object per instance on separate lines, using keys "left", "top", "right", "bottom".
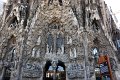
{"left": 67, "top": 63, "right": 84, "bottom": 79}
{"left": 0, "top": 0, "right": 119, "bottom": 80}
{"left": 23, "top": 63, "right": 42, "bottom": 78}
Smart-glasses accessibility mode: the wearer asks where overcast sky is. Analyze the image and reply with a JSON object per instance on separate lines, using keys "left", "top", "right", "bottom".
{"left": 104, "top": 0, "right": 120, "bottom": 28}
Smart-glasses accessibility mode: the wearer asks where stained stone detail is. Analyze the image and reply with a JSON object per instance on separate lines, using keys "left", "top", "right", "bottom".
{"left": 67, "top": 63, "right": 84, "bottom": 79}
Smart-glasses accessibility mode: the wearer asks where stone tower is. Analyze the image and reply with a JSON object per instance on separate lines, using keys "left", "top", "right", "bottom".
{"left": 0, "top": 0, "right": 119, "bottom": 80}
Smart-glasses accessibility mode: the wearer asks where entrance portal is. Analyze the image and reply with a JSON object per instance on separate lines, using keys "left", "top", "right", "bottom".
{"left": 43, "top": 60, "right": 66, "bottom": 80}
{"left": 3, "top": 67, "right": 11, "bottom": 80}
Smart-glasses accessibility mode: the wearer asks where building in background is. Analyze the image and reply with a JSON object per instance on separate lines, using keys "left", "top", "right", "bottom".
{"left": 0, "top": 0, "right": 120, "bottom": 80}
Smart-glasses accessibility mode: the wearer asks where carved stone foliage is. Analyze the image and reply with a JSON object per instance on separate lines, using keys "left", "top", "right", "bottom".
{"left": 67, "top": 63, "right": 84, "bottom": 79}
{"left": 23, "top": 63, "right": 42, "bottom": 78}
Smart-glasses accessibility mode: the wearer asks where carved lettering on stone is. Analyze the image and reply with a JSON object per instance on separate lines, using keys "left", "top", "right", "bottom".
{"left": 23, "top": 63, "right": 42, "bottom": 78}
{"left": 67, "top": 63, "right": 84, "bottom": 79}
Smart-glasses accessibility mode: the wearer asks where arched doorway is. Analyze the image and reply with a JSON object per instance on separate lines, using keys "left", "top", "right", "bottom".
{"left": 43, "top": 60, "right": 66, "bottom": 80}
{"left": 3, "top": 67, "right": 11, "bottom": 80}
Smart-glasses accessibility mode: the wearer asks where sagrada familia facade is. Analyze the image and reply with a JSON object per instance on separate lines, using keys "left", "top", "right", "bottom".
{"left": 0, "top": 0, "right": 120, "bottom": 80}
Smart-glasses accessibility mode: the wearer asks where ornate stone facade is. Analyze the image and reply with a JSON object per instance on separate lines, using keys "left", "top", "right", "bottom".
{"left": 0, "top": 0, "right": 119, "bottom": 80}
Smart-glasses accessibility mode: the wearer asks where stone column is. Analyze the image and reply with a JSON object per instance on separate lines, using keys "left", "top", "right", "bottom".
{"left": 83, "top": 31, "right": 89, "bottom": 80}
{"left": 53, "top": 33, "right": 57, "bottom": 53}
{"left": 0, "top": 67, "right": 5, "bottom": 80}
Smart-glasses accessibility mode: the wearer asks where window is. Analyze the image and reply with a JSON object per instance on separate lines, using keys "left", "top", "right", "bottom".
{"left": 92, "top": 48, "right": 98, "bottom": 55}
{"left": 93, "top": 37, "right": 99, "bottom": 45}
{"left": 44, "top": 60, "right": 66, "bottom": 80}
{"left": 92, "top": 18, "right": 99, "bottom": 32}
{"left": 9, "top": 16, "right": 18, "bottom": 29}
{"left": 48, "top": 0, "right": 63, "bottom": 6}
{"left": 58, "top": 0, "right": 63, "bottom": 6}
{"left": 92, "top": 48, "right": 99, "bottom": 61}
{"left": 117, "top": 40, "right": 120, "bottom": 48}
{"left": 49, "top": 23, "right": 61, "bottom": 30}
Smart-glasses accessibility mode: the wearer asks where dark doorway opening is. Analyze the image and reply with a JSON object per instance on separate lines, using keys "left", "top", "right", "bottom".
{"left": 3, "top": 67, "right": 11, "bottom": 80}
{"left": 43, "top": 60, "right": 66, "bottom": 80}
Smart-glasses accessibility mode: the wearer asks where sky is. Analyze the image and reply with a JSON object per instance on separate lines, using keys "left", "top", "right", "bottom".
{"left": 0, "top": 0, "right": 119, "bottom": 28}
{"left": 104, "top": 0, "right": 120, "bottom": 28}
{"left": 0, "top": 0, "right": 7, "bottom": 14}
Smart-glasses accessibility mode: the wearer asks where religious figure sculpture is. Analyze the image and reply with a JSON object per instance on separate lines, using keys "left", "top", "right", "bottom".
{"left": 70, "top": 48, "right": 77, "bottom": 59}
{"left": 19, "top": 3, "right": 29, "bottom": 26}
{"left": 36, "top": 36, "right": 41, "bottom": 45}
{"left": 3, "top": 47, "right": 17, "bottom": 71}
{"left": 32, "top": 48, "right": 36, "bottom": 57}
{"left": 56, "top": 33, "right": 64, "bottom": 54}
{"left": 48, "top": 0, "right": 53, "bottom": 6}
{"left": 67, "top": 36, "right": 72, "bottom": 45}
{"left": 36, "top": 49, "right": 40, "bottom": 58}
{"left": 47, "top": 33, "right": 54, "bottom": 53}
{"left": 19, "top": 4, "right": 27, "bottom": 19}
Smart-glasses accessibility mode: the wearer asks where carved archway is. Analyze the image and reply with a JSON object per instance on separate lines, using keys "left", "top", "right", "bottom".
{"left": 43, "top": 60, "right": 66, "bottom": 80}
{"left": 46, "top": 17, "right": 64, "bottom": 54}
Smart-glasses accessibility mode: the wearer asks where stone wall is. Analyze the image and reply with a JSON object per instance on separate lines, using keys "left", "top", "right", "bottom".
{"left": 0, "top": 0, "right": 119, "bottom": 80}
